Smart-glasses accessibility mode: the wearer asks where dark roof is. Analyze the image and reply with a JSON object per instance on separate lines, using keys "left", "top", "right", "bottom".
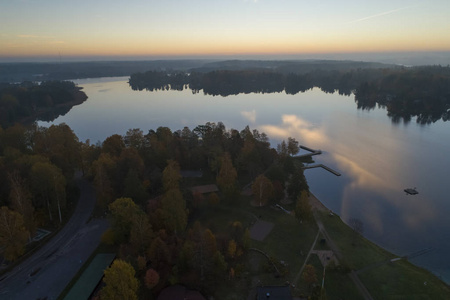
{"left": 256, "top": 286, "right": 292, "bottom": 300}
{"left": 157, "top": 285, "right": 206, "bottom": 300}
{"left": 190, "top": 184, "right": 219, "bottom": 194}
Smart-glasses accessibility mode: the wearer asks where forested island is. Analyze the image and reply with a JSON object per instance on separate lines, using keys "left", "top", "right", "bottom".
{"left": 129, "top": 64, "right": 450, "bottom": 124}
{"left": 0, "top": 81, "right": 87, "bottom": 128}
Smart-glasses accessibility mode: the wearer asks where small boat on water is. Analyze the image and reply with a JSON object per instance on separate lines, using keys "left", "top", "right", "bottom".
{"left": 404, "top": 187, "right": 418, "bottom": 195}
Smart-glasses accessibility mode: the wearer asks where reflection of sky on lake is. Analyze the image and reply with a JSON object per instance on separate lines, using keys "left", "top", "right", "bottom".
{"left": 39, "top": 78, "right": 450, "bottom": 282}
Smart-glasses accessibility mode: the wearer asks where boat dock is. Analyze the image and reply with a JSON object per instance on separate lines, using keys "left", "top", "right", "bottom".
{"left": 295, "top": 145, "right": 322, "bottom": 158}
{"left": 302, "top": 164, "right": 341, "bottom": 176}
{"left": 296, "top": 145, "right": 342, "bottom": 176}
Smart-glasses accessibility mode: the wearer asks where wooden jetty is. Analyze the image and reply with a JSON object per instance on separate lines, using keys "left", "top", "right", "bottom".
{"left": 302, "top": 164, "right": 341, "bottom": 176}
{"left": 295, "top": 145, "right": 322, "bottom": 158}
{"left": 404, "top": 187, "right": 418, "bottom": 195}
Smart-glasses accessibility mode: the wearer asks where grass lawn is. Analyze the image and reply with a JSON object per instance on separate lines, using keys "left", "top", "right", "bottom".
{"left": 317, "top": 211, "right": 394, "bottom": 270}
{"left": 359, "top": 260, "right": 450, "bottom": 300}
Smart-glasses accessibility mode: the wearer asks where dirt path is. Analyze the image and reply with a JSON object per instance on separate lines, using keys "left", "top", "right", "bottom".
{"left": 309, "top": 193, "right": 375, "bottom": 300}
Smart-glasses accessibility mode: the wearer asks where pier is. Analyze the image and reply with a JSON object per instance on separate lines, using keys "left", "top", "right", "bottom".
{"left": 302, "top": 164, "right": 341, "bottom": 176}
{"left": 295, "top": 145, "right": 322, "bottom": 158}
{"left": 296, "top": 145, "right": 342, "bottom": 176}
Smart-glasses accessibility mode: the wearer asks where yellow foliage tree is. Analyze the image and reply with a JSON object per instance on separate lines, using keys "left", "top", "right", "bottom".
{"left": 101, "top": 259, "right": 139, "bottom": 300}
{"left": 0, "top": 206, "right": 29, "bottom": 261}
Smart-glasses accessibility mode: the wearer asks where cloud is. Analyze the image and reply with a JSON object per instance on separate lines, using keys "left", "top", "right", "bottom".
{"left": 240, "top": 109, "right": 256, "bottom": 123}
{"left": 259, "top": 114, "right": 328, "bottom": 147}
{"left": 347, "top": 5, "right": 418, "bottom": 24}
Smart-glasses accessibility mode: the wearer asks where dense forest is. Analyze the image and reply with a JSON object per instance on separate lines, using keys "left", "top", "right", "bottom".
{"left": 0, "top": 81, "right": 87, "bottom": 128}
{"left": 0, "top": 121, "right": 309, "bottom": 299}
{"left": 129, "top": 65, "right": 450, "bottom": 124}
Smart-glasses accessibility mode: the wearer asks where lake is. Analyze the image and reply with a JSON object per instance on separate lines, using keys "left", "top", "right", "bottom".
{"left": 39, "top": 77, "right": 450, "bottom": 283}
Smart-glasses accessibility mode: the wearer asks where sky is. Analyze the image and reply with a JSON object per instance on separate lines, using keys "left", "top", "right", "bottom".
{"left": 1, "top": 0, "right": 450, "bottom": 62}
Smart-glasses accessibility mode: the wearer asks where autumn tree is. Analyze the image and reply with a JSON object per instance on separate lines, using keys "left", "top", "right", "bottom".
{"left": 30, "top": 161, "right": 66, "bottom": 223}
{"left": 148, "top": 237, "right": 171, "bottom": 272}
{"left": 216, "top": 153, "right": 238, "bottom": 200}
{"left": 302, "top": 264, "right": 318, "bottom": 290}
{"left": 160, "top": 188, "right": 187, "bottom": 234}
{"left": 287, "top": 169, "right": 309, "bottom": 201}
{"left": 159, "top": 160, "right": 187, "bottom": 234}
{"left": 102, "top": 134, "right": 125, "bottom": 157}
{"left": 32, "top": 124, "right": 81, "bottom": 179}
{"left": 0, "top": 206, "right": 29, "bottom": 261}
{"left": 252, "top": 174, "right": 274, "bottom": 206}
{"left": 8, "top": 171, "right": 35, "bottom": 237}
{"left": 100, "top": 259, "right": 139, "bottom": 300}
{"left": 295, "top": 190, "right": 313, "bottom": 223}
{"left": 162, "top": 159, "right": 181, "bottom": 192}
{"left": 144, "top": 268, "right": 160, "bottom": 289}
{"left": 129, "top": 212, "right": 153, "bottom": 255}
{"left": 108, "top": 197, "right": 143, "bottom": 243}
{"left": 91, "top": 153, "right": 116, "bottom": 208}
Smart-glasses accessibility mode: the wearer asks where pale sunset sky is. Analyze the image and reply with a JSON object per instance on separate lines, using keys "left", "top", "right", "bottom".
{"left": 1, "top": 0, "right": 449, "bottom": 61}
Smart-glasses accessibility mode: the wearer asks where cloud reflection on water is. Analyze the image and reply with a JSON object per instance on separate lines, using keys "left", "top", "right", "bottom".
{"left": 259, "top": 113, "right": 437, "bottom": 241}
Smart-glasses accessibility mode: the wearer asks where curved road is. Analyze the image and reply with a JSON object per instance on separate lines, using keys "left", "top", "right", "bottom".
{"left": 0, "top": 172, "right": 109, "bottom": 300}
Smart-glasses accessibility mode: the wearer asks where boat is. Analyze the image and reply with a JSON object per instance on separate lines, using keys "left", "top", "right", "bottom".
{"left": 404, "top": 187, "right": 418, "bottom": 195}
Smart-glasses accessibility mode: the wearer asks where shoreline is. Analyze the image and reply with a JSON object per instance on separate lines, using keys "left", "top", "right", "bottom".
{"left": 307, "top": 191, "right": 450, "bottom": 287}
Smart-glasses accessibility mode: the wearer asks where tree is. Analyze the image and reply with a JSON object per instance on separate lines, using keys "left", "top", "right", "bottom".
{"left": 277, "top": 140, "right": 288, "bottom": 157}
{"left": 30, "top": 161, "right": 66, "bottom": 224}
{"left": 108, "top": 197, "right": 142, "bottom": 243}
{"left": 302, "top": 264, "right": 318, "bottom": 289}
{"left": 227, "top": 239, "right": 237, "bottom": 259}
{"left": 92, "top": 153, "right": 116, "bottom": 208}
{"left": 287, "top": 169, "right": 309, "bottom": 201}
{"left": 287, "top": 137, "right": 300, "bottom": 156}
{"left": 148, "top": 237, "right": 171, "bottom": 271}
{"left": 251, "top": 174, "right": 274, "bottom": 206}
{"left": 123, "top": 168, "right": 149, "bottom": 205}
{"left": 160, "top": 188, "right": 187, "bottom": 234}
{"left": 144, "top": 268, "right": 160, "bottom": 289}
{"left": 0, "top": 206, "right": 29, "bottom": 261}
{"left": 8, "top": 171, "right": 35, "bottom": 237}
{"left": 129, "top": 212, "right": 153, "bottom": 255}
{"left": 216, "top": 153, "right": 238, "bottom": 199}
{"left": 100, "top": 259, "right": 139, "bottom": 300}
{"left": 162, "top": 159, "right": 181, "bottom": 192}
{"left": 102, "top": 134, "right": 125, "bottom": 157}
{"left": 295, "top": 190, "right": 312, "bottom": 223}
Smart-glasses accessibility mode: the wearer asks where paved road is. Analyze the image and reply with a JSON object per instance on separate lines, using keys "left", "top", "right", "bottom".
{"left": 0, "top": 173, "right": 109, "bottom": 300}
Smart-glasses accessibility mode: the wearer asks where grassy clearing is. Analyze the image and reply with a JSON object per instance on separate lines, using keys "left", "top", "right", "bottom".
{"left": 359, "top": 260, "right": 450, "bottom": 300}
{"left": 317, "top": 211, "right": 394, "bottom": 270}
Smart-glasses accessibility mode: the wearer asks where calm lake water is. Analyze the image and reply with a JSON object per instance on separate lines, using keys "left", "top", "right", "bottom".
{"left": 39, "top": 77, "right": 450, "bottom": 282}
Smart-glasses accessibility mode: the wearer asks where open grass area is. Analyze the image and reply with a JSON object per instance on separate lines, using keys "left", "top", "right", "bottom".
{"left": 359, "top": 260, "right": 450, "bottom": 300}
{"left": 317, "top": 211, "right": 394, "bottom": 270}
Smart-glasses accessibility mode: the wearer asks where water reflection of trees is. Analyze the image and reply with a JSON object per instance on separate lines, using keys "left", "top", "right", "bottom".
{"left": 129, "top": 66, "right": 450, "bottom": 124}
